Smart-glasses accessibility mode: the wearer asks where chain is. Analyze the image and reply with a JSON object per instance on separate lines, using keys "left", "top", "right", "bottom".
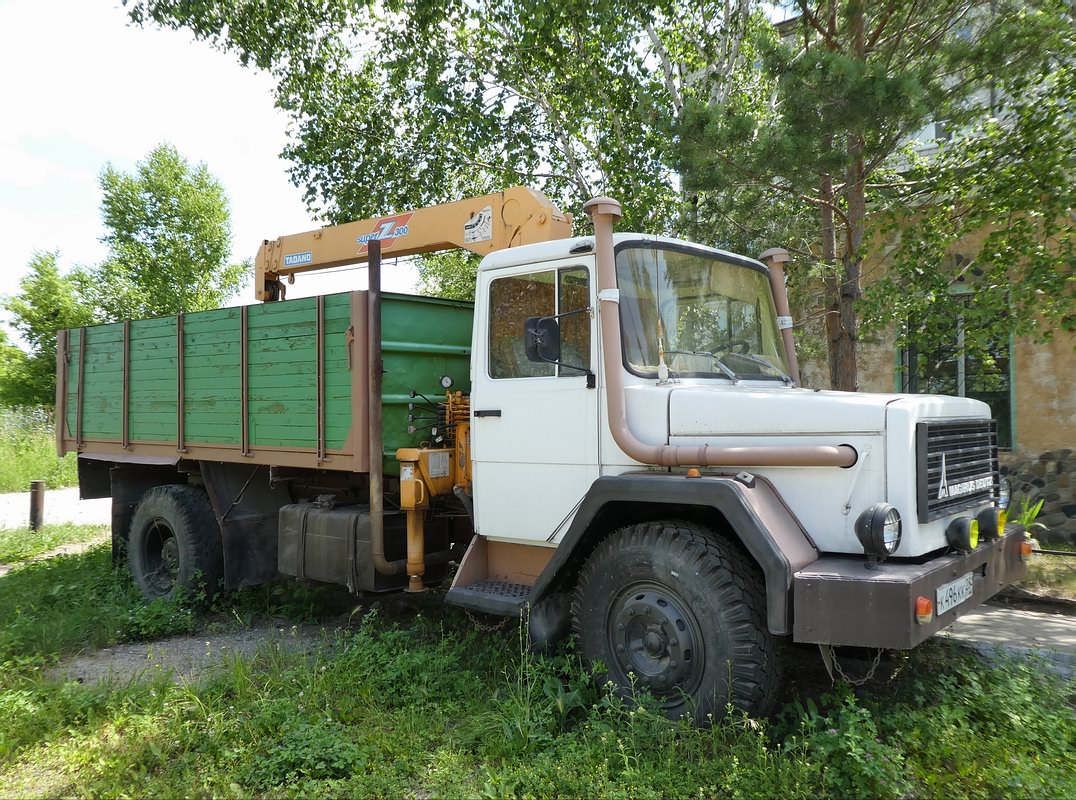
{"left": 465, "top": 608, "right": 511, "bottom": 633}
{"left": 821, "top": 644, "right": 886, "bottom": 686}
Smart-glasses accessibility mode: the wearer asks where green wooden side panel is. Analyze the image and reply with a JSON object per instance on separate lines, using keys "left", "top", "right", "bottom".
{"left": 81, "top": 324, "right": 124, "bottom": 441}
{"left": 62, "top": 289, "right": 474, "bottom": 471}
{"left": 323, "top": 293, "right": 353, "bottom": 450}
{"left": 184, "top": 307, "right": 242, "bottom": 445}
{"left": 130, "top": 317, "right": 177, "bottom": 441}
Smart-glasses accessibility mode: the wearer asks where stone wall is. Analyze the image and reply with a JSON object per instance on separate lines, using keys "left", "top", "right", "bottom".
{"left": 1000, "top": 450, "right": 1076, "bottom": 544}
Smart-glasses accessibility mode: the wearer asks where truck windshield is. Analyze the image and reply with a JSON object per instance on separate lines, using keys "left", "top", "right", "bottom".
{"left": 616, "top": 245, "right": 790, "bottom": 381}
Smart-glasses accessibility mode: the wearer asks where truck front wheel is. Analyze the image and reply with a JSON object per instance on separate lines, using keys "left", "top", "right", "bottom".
{"left": 129, "top": 485, "right": 224, "bottom": 601}
{"left": 571, "top": 520, "right": 778, "bottom": 723}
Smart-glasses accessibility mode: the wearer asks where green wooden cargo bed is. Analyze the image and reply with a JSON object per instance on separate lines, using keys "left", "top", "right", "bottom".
{"left": 56, "top": 291, "right": 473, "bottom": 475}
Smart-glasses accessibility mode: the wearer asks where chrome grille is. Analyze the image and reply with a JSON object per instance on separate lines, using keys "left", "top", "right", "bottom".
{"left": 915, "top": 419, "right": 999, "bottom": 523}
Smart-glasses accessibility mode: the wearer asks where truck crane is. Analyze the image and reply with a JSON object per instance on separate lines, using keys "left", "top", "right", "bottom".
{"left": 58, "top": 186, "right": 1026, "bottom": 723}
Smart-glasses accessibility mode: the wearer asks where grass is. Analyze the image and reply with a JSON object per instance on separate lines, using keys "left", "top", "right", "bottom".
{"left": 1022, "top": 543, "right": 1076, "bottom": 601}
{"left": 0, "top": 524, "right": 106, "bottom": 564}
{"left": 0, "top": 545, "right": 1072, "bottom": 798}
{"left": 0, "top": 408, "right": 77, "bottom": 493}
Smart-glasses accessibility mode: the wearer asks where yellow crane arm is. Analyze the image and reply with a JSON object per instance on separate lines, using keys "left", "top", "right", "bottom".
{"left": 254, "top": 186, "right": 573, "bottom": 300}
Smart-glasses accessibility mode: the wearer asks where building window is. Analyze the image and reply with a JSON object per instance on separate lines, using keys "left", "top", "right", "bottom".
{"left": 900, "top": 326, "right": 1013, "bottom": 449}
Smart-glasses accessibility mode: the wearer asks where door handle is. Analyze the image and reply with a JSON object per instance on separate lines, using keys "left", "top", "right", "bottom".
{"left": 474, "top": 409, "right": 502, "bottom": 418}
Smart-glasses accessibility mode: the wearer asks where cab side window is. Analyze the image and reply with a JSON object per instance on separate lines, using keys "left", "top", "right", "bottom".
{"left": 489, "top": 271, "right": 556, "bottom": 379}
{"left": 488, "top": 267, "right": 591, "bottom": 379}
{"left": 557, "top": 267, "right": 591, "bottom": 376}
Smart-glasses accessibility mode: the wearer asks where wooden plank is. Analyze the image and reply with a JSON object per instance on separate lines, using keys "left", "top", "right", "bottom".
{"left": 316, "top": 294, "right": 325, "bottom": 462}
{"left": 122, "top": 320, "right": 130, "bottom": 449}
{"left": 241, "top": 304, "right": 250, "bottom": 456}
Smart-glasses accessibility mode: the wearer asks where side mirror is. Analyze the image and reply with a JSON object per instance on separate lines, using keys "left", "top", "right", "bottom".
{"left": 524, "top": 316, "right": 561, "bottom": 363}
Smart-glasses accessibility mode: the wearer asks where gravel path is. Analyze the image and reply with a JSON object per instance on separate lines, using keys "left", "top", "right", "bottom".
{"left": 941, "top": 603, "right": 1076, "bottom": 679}
{"left": 0, "top": 487, "right": 110, "bottom": 530}
{"left": 48, "top": 623, "right": 330, "bottom": 685}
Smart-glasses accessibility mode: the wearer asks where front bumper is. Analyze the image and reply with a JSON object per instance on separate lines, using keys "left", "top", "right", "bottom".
{"left": 792, "top": 525, "right": 1026, "bottom": 649}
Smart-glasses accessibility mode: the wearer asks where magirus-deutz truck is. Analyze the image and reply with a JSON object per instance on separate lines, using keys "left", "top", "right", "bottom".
{"left": 57, "top": 187, "right": 1026, "bottom": 720}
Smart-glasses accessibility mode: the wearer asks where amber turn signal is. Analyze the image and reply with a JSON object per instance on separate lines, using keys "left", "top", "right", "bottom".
{"left": 915, "top": 595, "right": 934, "bottom": 625}
{"left": 1020, "top": 539, "right": 1033, "bottom": 562}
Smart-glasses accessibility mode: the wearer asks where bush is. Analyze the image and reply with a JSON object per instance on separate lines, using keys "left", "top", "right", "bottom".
{"left": 0, "top": 407, "right": 77, "bottom": 493}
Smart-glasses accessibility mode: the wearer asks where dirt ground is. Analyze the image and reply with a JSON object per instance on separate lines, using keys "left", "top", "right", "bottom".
{"left": 47, "top": 622, "right": 331, "bottom": 685}
{"left": 0, "top": 535, "right": 108, "bottom": 578}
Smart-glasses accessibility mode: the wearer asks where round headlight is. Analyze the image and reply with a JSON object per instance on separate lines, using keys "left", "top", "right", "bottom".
{"left": 855, "top": 503, "right": 902, "bottom": 558}
{"left": 946, "top": 517, "right": 979, "bottom": 552}
{"left": 882, "top": 506, "right": 902, "bottom": 554}
{"left": 997, "top": 477, "right": 1011, "bottom": 510}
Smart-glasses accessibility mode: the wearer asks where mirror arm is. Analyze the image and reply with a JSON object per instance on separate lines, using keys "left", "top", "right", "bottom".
{"left": 532, "top": 307, "right": 594, "bottom": 386}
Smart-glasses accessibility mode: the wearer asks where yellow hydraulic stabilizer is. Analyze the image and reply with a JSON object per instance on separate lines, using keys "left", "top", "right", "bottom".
{"left": 254, "top": 186, "right": 573, "bottom": 300}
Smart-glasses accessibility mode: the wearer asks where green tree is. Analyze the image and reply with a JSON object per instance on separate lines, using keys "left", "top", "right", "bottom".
{"left": 861, "top": 63, "right": 1075, "bottom": 358}
{"left": 416, "top": 251, "right": 482, "bottom": 301}
{"left": 678, "top": 0, "right": 1068, "bottom": 390}
{"left": 0, "top": 329, "right": 29, "bottom": 407}
{"left": 81, "top": 144, "right": 246, "bottom": 320}
{"left": 125, "top": 1, "right": 773, "bottom": 233}
{"left": 1, "top": 252, "right": 95, "bottom": 407}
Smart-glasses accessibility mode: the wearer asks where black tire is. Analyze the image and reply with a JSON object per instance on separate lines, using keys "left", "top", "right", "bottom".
{"left": 572, "top": 520, "right": 778, "bottom": 723}
{"left": 128, "top": 484, "right": 223, "bottom": 601}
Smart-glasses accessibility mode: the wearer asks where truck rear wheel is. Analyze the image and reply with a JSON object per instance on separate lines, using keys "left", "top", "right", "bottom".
{"left": 571, "top": 520, "right": 778, "bottom": 723}
{"left": 129, "top": 485, "right": 223, "bottom": 601}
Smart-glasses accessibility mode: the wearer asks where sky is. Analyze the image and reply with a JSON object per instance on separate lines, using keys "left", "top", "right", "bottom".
{"left": 0, "top": 0, "right": 420, "bottom": 323}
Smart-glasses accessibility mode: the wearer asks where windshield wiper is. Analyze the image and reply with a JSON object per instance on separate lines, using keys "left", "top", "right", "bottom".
{"left": 721, "top": 351, "right": 793, "bottom": 384}
{"left": 665, "top": 349, "right": 739, "bottom": 383}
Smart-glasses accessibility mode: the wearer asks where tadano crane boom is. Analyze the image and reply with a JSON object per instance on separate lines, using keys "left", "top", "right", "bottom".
{"left": 254, "top": 186, "right": 573, "bottom": 300}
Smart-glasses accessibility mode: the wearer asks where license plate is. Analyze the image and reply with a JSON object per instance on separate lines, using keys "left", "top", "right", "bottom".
{"left": 936, "top": 572, "right": 974, "bottom": 616}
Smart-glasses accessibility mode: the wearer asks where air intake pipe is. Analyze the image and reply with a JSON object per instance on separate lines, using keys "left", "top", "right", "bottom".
{"left": 582, "top": 196, "right": 856, "bottom": 469}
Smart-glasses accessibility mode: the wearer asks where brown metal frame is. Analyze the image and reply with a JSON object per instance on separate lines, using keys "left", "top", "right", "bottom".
{"left": 54, "top": 329, "right": 68, "bottom": 456}
{"left": 316, "top": 295, "right": 326, "bottom": 463}
{"left": 240, "top": 305, "right": 251, "bottom": 457}
{"left": 121, "top": 320, "right": 131, "bottom": 450}
{"left": 176, "top": 313, "right": 188, "bottom": 453}
{"left": 75, "top": 326, "right": 86, "bottom": 450}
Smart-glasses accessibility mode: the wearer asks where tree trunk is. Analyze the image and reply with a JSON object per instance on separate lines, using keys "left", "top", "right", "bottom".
{"left": 829, "top": 2, "right": 868, "bottom": 393}
{"left": 820, "top": 173, "right": 841, "bottom": 387}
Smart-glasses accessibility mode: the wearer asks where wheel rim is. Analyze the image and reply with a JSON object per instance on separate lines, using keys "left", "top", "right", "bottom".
{"left": 606, "top": 581, "right": 705, "bottom": 705}
{"left": 141, "top": 517, "right": 180, "bottom": 596}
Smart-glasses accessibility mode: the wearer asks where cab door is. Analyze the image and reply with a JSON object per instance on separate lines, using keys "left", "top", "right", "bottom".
{"left": 470, "top": 257, "right": 599, "bottom": 544}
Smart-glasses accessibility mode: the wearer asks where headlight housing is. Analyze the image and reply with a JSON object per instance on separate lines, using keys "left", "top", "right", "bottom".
{"left": 855, "top": 503, "right": 902, "bottom": 558}
{"left": 976, "top": 506, "right": 1005, "bottom": 539}
{"left": 946, "top": 516, "right": 979, "bottom": 552}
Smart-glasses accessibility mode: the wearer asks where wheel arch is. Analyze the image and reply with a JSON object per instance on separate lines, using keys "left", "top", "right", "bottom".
{"left": 530, "top": 473, "right": 819, "bottom": 636}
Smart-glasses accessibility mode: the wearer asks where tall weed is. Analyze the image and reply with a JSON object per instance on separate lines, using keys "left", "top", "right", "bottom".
{"left": 0, "top": 407, "right": 77, "bottom": 493}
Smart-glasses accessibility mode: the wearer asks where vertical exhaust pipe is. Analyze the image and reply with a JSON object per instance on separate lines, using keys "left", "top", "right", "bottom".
{"left": 367, "top": 239, "right": 454, "bottom": 576}
{"left": 759, "top": 247, "right": 801, "bottom": 386}
{"left": 367, "top": 239, "right": 401, "bottom": 575}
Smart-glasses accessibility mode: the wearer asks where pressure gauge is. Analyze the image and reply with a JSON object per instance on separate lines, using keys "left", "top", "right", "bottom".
{"left": 440, "top": 375, "right": 454, "bottom": 389}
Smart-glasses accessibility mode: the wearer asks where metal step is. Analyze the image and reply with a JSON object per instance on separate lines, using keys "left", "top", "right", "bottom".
{"left": 446, "top": 579, "right": 531, "bottom": 616}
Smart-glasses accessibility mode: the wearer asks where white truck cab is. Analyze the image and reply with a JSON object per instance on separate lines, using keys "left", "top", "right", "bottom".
{"left": 449, "top": 198, "right": 1023, "bottom": 719}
